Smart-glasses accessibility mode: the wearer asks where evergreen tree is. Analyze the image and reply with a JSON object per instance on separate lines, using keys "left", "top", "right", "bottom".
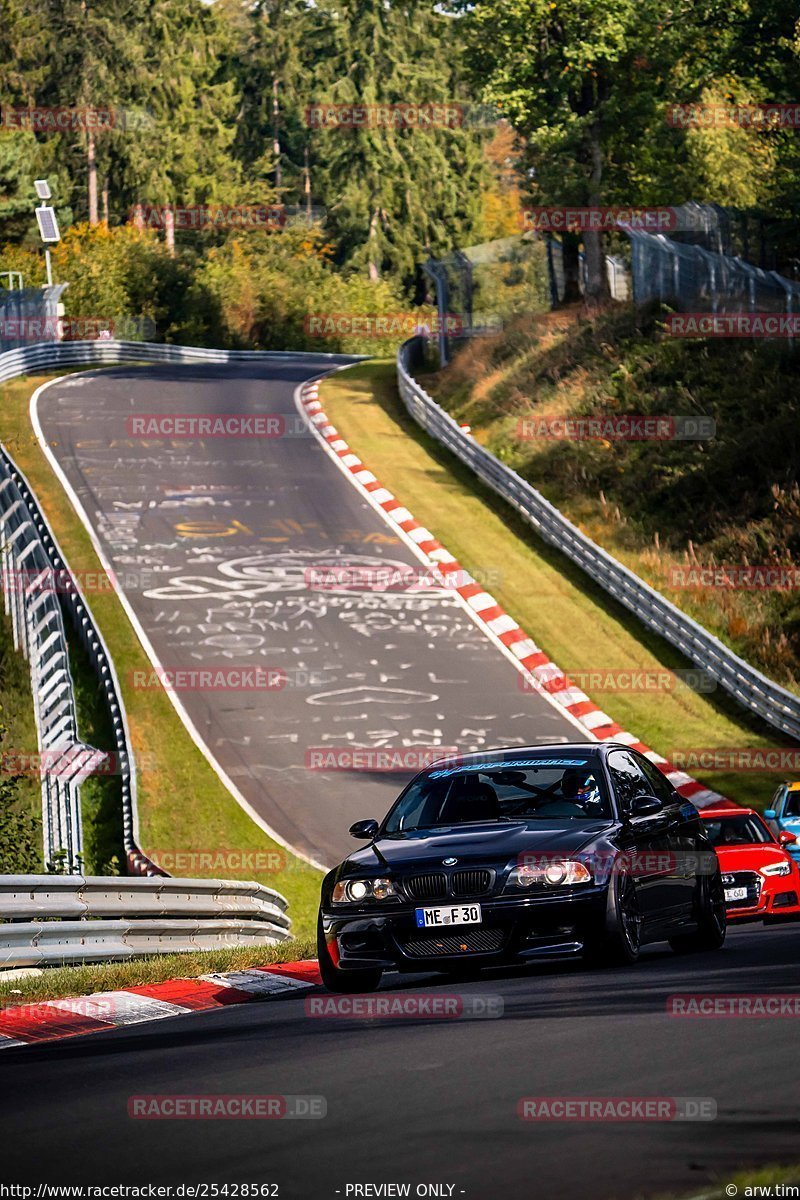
{"left": 125, "top": 0, "right": 243, "bottom": 213}
{"left": 231, "top": 0, "right": 323, "bottom": 205}
{"left": 309, "top": 0, "right": 488, "bottom": 289}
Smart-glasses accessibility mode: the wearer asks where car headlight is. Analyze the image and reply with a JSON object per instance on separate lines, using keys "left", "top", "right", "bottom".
{"left": 760, "top": 861, "right": 792, "bottom": 877}
{"left": 506, "top": 859, "right": 592, "bottom": 890}
{"left": 331, "top": 877, "right": 398, "bottom": 904}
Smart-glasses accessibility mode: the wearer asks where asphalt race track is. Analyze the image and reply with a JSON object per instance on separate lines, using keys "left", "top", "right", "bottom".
{"left": 34, "top": 359, "right": 588, "bottom": 866}
{"left": 2, "top": 925, "right": 800, "bottom": 1196}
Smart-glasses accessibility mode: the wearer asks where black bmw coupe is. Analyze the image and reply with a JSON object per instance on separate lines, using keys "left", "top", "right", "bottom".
{"left": 317, "top": 742, "right": 726, "bottom": 991}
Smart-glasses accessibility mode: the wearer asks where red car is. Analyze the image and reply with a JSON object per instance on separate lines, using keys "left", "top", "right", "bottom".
{"left": 700, "top": 805, "right": 800, "bottom": 923}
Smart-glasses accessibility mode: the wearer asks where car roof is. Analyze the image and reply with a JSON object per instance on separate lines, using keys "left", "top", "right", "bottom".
{"left": 787, "top": 782, "right": 800, "bottom": 792}
{"left": 700, "top": 805, "right": 756, "bottom": 817}
{"left": 424, "top": 743, "right": 608, "bottom": 770}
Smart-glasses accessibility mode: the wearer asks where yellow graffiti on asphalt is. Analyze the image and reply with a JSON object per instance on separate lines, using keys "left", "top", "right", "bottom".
{"left": 173, "top": 519, "right": 400, "bottom": 544}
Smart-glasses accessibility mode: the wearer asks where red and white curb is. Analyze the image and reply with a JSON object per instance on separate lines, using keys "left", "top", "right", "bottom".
{"left": 0, "top": 960, "right": 320, "bottom": 1049}
{"left": 297, "top": 378, "right": 728, "bottom": 810}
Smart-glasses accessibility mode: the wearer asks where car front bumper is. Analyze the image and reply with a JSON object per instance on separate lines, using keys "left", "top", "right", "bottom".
{"left": 726, "top": 883, "right": 800, "bottom": 923}
{"left": 321, "top": 887, "right": 610, "bottom": 972}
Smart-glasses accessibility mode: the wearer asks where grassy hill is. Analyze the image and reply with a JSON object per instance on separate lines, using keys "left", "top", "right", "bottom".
{"left": 425, "top": 303, "right": 800, "bottom": 693}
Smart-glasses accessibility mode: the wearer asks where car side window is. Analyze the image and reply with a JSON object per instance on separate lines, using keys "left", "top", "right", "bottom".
{"left": 635, "top": 754, "right": 676, "bottom": 806}
{"left": 771, "top": 785, "right": 787, "bottom": 815}
{"left": 607, "top": 750, "right": 657, "bottom": 815}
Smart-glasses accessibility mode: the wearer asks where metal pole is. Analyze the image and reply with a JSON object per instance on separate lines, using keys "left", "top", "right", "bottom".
{"left": 422, "top": 258, "right": 450, "bottom": 368}
{"left": 45, "top": 249, "right": 53, "bottom": 287}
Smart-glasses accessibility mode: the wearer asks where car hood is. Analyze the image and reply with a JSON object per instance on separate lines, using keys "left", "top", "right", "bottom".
{"left": 715, "top": 844, "right": 792, "bottom": 871}
{"left": 344, "top": 820, "right": 614, "bottom": 871}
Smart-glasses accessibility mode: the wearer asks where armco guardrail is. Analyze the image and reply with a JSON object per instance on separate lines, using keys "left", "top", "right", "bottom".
{"left": 397, "top": 337, "right": 800, "bottom": 741}
{"left": 0, "top": 456, "right": 106, "bottom": 871}
{"left": 0, "top": 337, "right": 349, "bottom": 386}
{"left": 0, "top": 447, "right": 160, "bottom": 876}
{"left": 0, "top": 875, "right": 291, "bottom": 967}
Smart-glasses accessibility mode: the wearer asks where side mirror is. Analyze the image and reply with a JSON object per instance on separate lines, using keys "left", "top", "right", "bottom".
{"left": 764, "top": 809, "right": 777, "bottom": 821}
{"left": 629, "top": 795, "right": 663, "bottom": 818}
{"left": 349, "top": 819, "right": 379, "bottom": 840}
{"left": 779, "top": 829, "right": 798, "bottom": 846}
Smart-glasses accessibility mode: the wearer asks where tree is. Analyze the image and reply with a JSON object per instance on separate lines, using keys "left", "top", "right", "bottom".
{"left": 465, "top": 0, "right": 800, "bottom": 302}
{"left": 465, "top": 0, "right": 676, "bottom": 302}
{"left": 124, "top": 0, "right": 243, "bottom": 220}
{"left": 309, "top": 0, "right": 488, "bottom": 290}
{"left": 230, "top": 0, "right": 323, "bottom": 204}
{"left": 27, "top": 0, "right": 144, "bottom": 225}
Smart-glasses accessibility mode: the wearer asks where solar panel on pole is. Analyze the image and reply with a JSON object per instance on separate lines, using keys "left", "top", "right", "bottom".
{"left": 36, "top": 207, "right": 61, "bottom": 243}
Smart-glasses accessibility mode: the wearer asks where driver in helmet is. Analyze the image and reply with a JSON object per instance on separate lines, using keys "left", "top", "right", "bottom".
{"left": 560, "top": 768, "right": 604, "bottom": 814}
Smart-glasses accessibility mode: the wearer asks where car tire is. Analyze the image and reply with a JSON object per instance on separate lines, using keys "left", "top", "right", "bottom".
{"left": 669, "top": 864, "right": 726, "bottom": 953}
{"left": 583, "top": 867, "right": 642, "bottom": 967}
{"left": 316, "top": 914, "right": 383, "bottom": 993}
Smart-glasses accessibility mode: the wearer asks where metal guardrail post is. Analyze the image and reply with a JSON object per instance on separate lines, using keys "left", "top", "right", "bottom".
{"left": 422, "top": 259, "right": 450, "bottom": 368}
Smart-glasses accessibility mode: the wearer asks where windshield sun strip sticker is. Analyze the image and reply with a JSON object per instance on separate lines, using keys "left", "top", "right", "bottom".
{"left": 428, "top": 758, "right": 590, "bottom": 779}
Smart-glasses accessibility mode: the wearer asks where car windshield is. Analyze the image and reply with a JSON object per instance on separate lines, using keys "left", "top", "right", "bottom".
{"left": 382, "top": 760, "right": 612, "bottom": 833}
{"left": 784, "top": 792, "right": 800, "bottom": 818}
{"left": 702, "top": 814, "right": 772, "bottom": 846}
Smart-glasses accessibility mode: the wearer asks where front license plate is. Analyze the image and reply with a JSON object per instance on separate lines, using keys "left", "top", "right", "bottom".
{"left": 724, "top": 887, "right": 748, "bottom": 902}
{"left": 415, "top": 904, "right": 482, "bottom": 929}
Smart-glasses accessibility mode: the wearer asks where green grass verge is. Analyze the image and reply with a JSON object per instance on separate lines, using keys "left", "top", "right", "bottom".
{"left": 0, "top": 936, "right": 315, "bottom": 1007}
{"left": 0, "top": 371, "right": 321, "bottom": 936}
{"left": 0, "top": 604, "right": 42, "bottom": 870}
{"left": 319, "top": 360, "right": 787, "bottom": 810}
{"left": 67, "top": 631, "right": 125, "bottom": 874}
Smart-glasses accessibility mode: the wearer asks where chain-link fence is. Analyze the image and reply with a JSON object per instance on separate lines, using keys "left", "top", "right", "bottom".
{"left": 630, "top": 229, "right": 800, "bottom": 315}
{"left": 546, "top": 241, "right": 629, "bottom": 304}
